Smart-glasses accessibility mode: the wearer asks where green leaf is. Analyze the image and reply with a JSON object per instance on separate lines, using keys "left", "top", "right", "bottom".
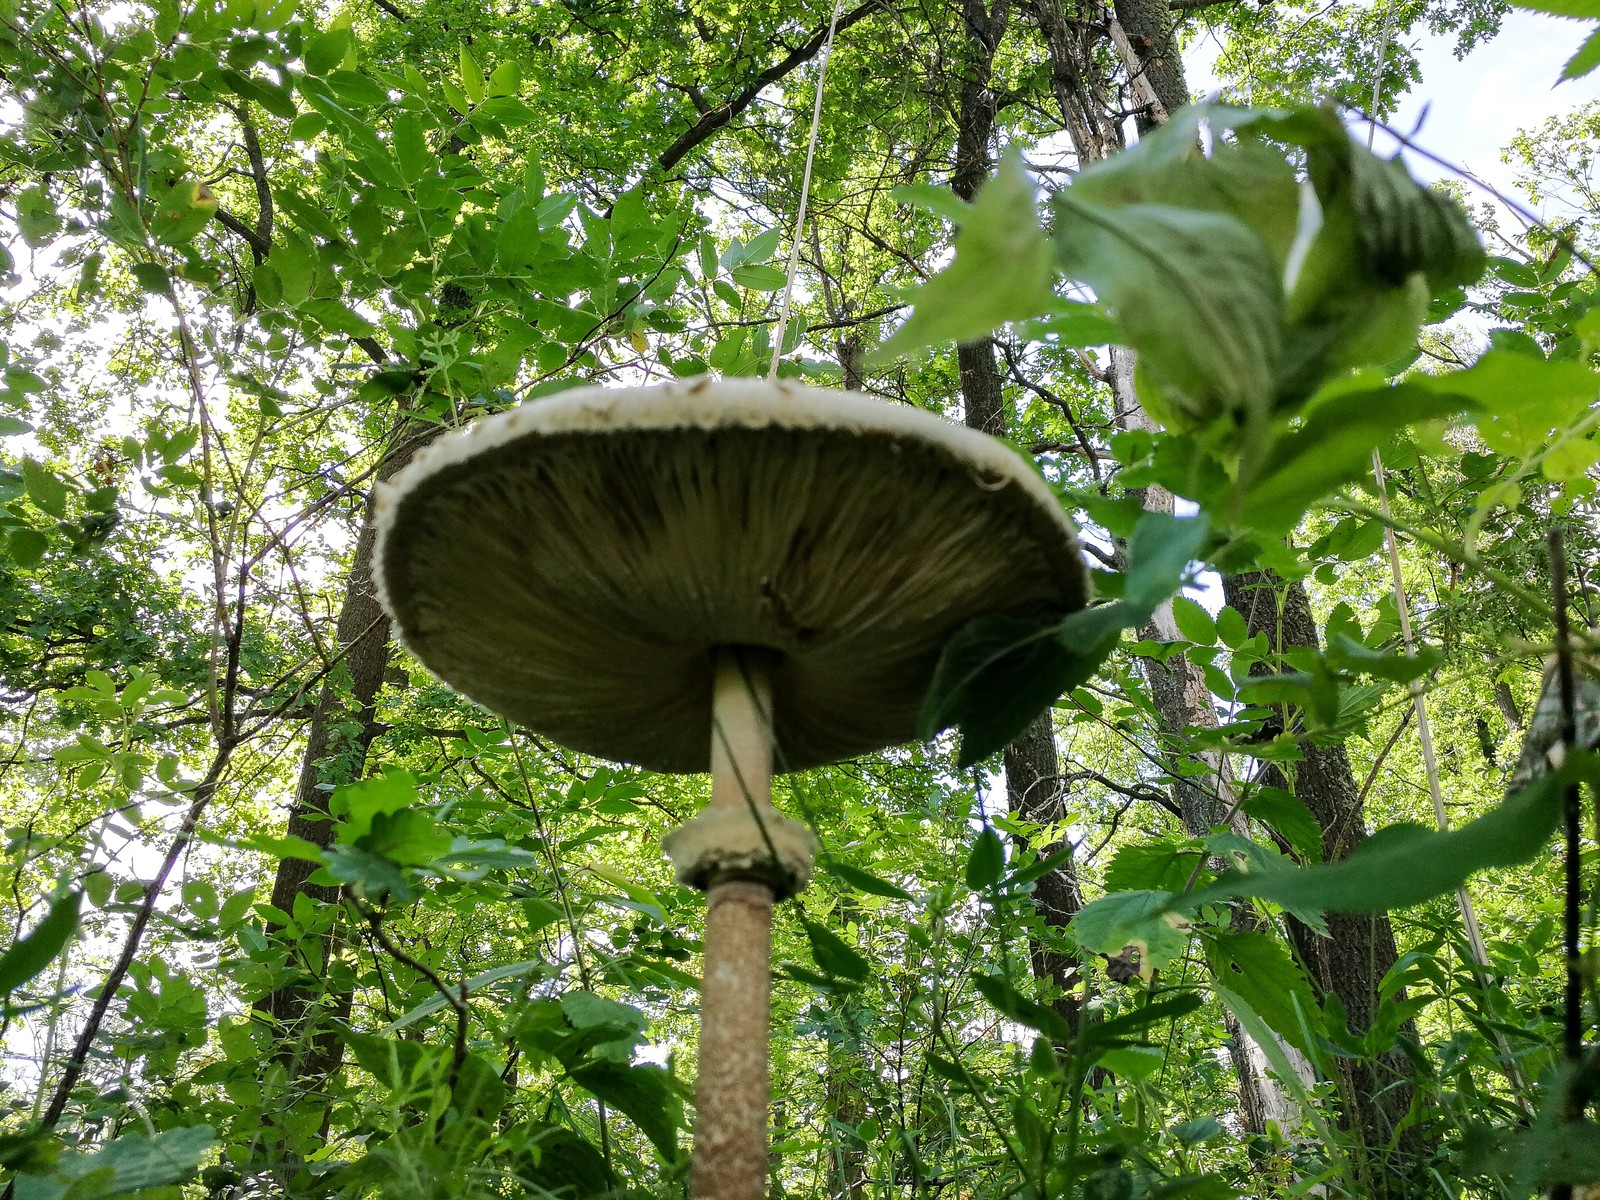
{"left": 891, "top": 182, "right": 973, "bottom": 225}
{"left": 568, "top": 1061, "right": 684, "bottom": 1161}
{"left": 1563, "top": 26, "right": 1600, "bottom": 78}
{"left": 921, "top": 606, "right": 1125, "bottom": 767}
{"left": 131, "top": 261, "right": 171, "bottom": 294}
{"left": 520, "top": 1123, "right": 612, "bottom": 1195}
{"left": 1082, "top": 993, "right": 1203, "bottom": 1046}
{"left": 7, "top": 528, "right": 47, "bottom": 567}
{"left": 728, "top": 264, "right": 787, "bottom": 291}
{"left": 1104, "top": 842, "right": 1201, "bottom": 894}
{"left": 1068, "top": 890, "right": 1189, "bottom": 974}
{"left": 0, "top": 891, "right": 81, "bottom": 996}
{"left": 1124, "top": 511, "right": 1210, "bottom": 621}
{"left": 17, "top": 1125, "right": 214, "bottom": 1195}
{"left": 1169, "top": 596, "right": 1216, "bottom": 645}
{"left": 741, "top": 227, "right": 784, "bottom": 263}
{"left": 22, "top": 459, "right": 68, "bottom": 517}
{"left": 1204, "top": 930, "right": 1324, "bottom": 1060}
{"left": 1242, "top": 787, "right": 1323, "bottom": 863}
{"left": 459, "top": 46, "right": 486, "bottom": 103}
{"left": 1509, "top": 0, "right": 1600, "bottom": 19}
{"left": 327, "top": 69, "right": 391, "bottom": 109}
{"left": 332, "top": 766, "right": 419, "bottom": 843}
{"left": 302, "top": 27, "right": 350, "bottom": 76}
{"left": 801, "top": 916, "right": 869, "bottom": 984}
{"left": 969, "top": 971, "right": 1075, "bottom": 1044}
{"left": 1053, "top": 196, "right": 1281, "bottom": 428}
{"left": 874, "top": 151, "right": 1056, "bottom": 360}
{"left": 1215, "top": 606, "right": 1249, "bottom": 649}
{"left": 360, "top": 808, "right": 451, "bottom": 866}
{"left": 1099, "top": 1044, "right": 1164, "bottom": 1079}
{"left": 1015, "top": 301, "right": 1120, "bottom": 346}
{"left": 832, "top": 862, "right": 912, "bottom": 900}
{"left": 1189, "top": 767, "right": 1569, "bottom": 914}
{"left": 1240, "top": 383, "right": 1471, "bottom": 532}
{"left": 218, "top": 68, "right": 298, "bottom": 120}
{"left": 487, "top": 60, "right": 522, "bottom": 97}
{"left": 965, "top": 827, "right": 1004, "bottom": 890}
{"left": 1419, "top": 348, "right": 1599, "bottom": 457}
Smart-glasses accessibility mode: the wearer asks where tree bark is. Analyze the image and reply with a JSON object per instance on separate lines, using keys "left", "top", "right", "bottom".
{"left": 262, "top": 421, "right": 435, "bottom": 1078}
{"left": 948, "top": 0, "right": 1086, "bottom": 1028}
{"left": 1042, "top": 27, "right": 1317, "bottom": 1148}
{"left": 1224, "top": 569, "right": 1418, "bottom": 1186}
{"left": 1110, "top": 0, "right": 1187, "bottom": 128}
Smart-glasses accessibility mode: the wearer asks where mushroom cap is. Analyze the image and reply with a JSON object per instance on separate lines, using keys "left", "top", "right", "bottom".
{"left": 374, "top": 377, "right": 1088, "bottom": 773}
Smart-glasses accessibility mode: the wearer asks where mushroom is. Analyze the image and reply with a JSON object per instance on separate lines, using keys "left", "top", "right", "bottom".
{"left": 373, "top": 376, "right": 1088, "bottom": 1200}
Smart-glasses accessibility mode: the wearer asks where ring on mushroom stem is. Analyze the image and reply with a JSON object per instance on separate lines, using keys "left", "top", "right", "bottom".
{"left": 373, "top": 376, "right": 1088, "bottom": 1200}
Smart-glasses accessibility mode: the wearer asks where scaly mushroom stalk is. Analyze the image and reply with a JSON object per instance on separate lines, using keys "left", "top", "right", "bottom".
{"left": 694, "top": 648, "right": 779, "bottom": 1199}
{"left": 663, "top": 647, "right": 815, "bottom": 1198}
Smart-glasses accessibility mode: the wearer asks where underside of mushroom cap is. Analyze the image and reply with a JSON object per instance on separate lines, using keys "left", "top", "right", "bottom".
{"left": 375, "top": 377, "right": 1089, "bottom": 773}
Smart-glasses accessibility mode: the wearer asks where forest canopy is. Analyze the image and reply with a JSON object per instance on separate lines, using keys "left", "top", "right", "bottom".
{"left": 1, "top": 0, "right": 1599, "bottom": 1197}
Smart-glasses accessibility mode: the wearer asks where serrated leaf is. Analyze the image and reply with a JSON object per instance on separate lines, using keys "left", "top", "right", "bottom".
{"left": 1068, "top": 890, "right": 1188, "bottom": 974}
{"left": 1204, "top": 930, "right": 1324, "bottom": 1060}
{"left": 1510, "top": 0, "right": 1600, "bottom": 18}
{"left": 875, "top": 151, "right": 1055, "bottom": 361}
{"left": 1242, "top": 788, "right": 1323, "bottom": 863}
{"left": 1104, "top": 842, "right": 1202, "bottom": 894}
{"left": 1169, "top": 596, "right": 1216, "bottom": 645}
{"left": 1053, "top": 195, "right": 1281, "bottom": 427}
{"left": 1562, "top": 25, "right": 1600, "bottom": 78}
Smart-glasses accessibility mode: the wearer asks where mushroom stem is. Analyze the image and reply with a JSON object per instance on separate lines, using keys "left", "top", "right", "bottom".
{"left": 692, "top": 647, "right": 777, "bottom": 1200}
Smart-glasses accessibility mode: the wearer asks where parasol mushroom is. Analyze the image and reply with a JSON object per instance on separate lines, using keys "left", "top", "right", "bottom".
{"left": 373, "top": 376, "right": 1088, "bottom": 1200}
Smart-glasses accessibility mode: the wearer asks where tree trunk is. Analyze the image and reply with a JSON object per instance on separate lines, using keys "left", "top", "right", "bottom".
{"left": 1109, "top": 0, "right": 1187, "bottom": 127}
{"left": 1038, "top": 29, "right": 1316, "bottom": 1147}
{"left": 948, "top": 0, "right": 1086, "bottom": 1028}
{"left": 262, "top": 422, "right": 435, "bottom": 1081}
{"left": 1224, "top": 569, "right": 1418, "bottom": 1187}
